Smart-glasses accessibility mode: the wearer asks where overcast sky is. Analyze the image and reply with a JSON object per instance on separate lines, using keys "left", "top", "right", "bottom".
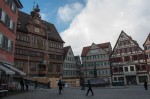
{"left": 21, "top": 0, "right": 150, "bottom": 56}
{"left": 60, "top": 0, "right": 150, "bottom": 56}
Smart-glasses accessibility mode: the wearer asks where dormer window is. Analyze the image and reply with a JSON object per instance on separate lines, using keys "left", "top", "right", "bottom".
{"left": 91, "top": 49, "right": 99, "bottom": 54}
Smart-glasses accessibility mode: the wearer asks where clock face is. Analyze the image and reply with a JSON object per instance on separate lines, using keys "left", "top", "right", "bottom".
{"left": 35, "top": 27, "right": 40, "bottom": 33}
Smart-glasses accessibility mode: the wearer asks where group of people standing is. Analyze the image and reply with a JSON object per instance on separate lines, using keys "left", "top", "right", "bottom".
{"left": 20, "top": 77, "right": 29, "bottom": 91}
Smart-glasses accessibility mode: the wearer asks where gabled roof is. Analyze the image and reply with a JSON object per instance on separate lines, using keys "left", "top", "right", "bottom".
{"left": 143, "top": 33, "right": 150, "bottom": 46}
{"left": 110, "top": 30, "right": 144, "bottom": 57}
{"left": 81, "top": 42, "right": 111, "bottom": 57}
{"left": 13, "top": 0, "right": 23, "bottom": 8}
{"left": 63, "top": 46, "right": 71, "bottom": 60}
{"left": 17, "top": 11, "right": 64, "bottom": 43}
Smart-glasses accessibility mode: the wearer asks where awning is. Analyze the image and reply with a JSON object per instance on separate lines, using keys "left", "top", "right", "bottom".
{"left": 2, "top": 63, "right": 26, "bottom": 76}
{"left": 0, "top": 64, "right": 15, "bottom": 75}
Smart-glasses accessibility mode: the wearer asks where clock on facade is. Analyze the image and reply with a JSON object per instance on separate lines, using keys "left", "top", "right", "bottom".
{"left": 35, "top": 27, "right": 40, "bottom": 33}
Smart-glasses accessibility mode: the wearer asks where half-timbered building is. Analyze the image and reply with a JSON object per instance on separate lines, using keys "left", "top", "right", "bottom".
{"left": 81, "top": 42, "right": 112, "bottom": 82}
{"left": 110, "top": 31, "right": 148, "bottom": 85}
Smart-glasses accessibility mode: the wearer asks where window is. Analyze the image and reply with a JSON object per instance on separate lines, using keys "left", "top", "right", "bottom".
{"left": 30, "top": 63, "right": 36, "bottom": 71}
{"left": 124, "top": 67, "right": 128, "bottom": 72}
{"left": 4, "top": 0, "right": 16, "bottom": 13}
{"left": 16, "top": 62, "right": 23, "bottom": 70}
{"left": 139, "top": 76, "right": 147, "bottom": 83}
{"left": 118, "top": 77, "right": 124, "bottom": 82}
{"left": 132, "top": 47, "right": 135, "bottom": 52}
{"left": 0, "top": 8, "right": 2, "bottom": 19}
{"left": 133, "top": 55, "right": 138, "bottom": 60}
{"left": 1, "top": 11, "right": 7, "bottom": 23}
{"left": 10, "top": 20, "right": 15, "bottom": 30}
{"left": 10, "top": 1, "right": 16, "bottom": 12}
{"left": 0, "top": 8, "right": 15, "bottom": 31}
{"left": 42, "top": 39, "right": 45, "bottom": 46}
{"left": 142, "top": 65, "right": 146, "bottom": 70}
{"left": 49, "top": 54, "right": 55, "bottom": 59}
{"left": 127, "top": 48, "right": 130, "bottom": 53}
{"left": 32, "top": 35, "right": 38, "bottom": 44}
{"left": 8, "top": 40, "right": 11, "bottom": 51}
{"left": 119, "top": 67, "right": 123, "bottom": 72}
{"left": 0, "top": 33, "right": 2, "bottom": 47}
{"left": 130, "top": 66, "right": 134, "bottom": 71}
{"left": 114, "top": 77, "right": 117, "bottom": 81}
{"left": 91, "top": 49, "right": 99, "bottom": 54}
{"left": 2, "top": 35, "right": 8, "bottom": 50}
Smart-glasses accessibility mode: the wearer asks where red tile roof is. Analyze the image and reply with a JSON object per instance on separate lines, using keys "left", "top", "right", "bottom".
{"left": 81, "top": 42, "right": 111, "bottom": 57}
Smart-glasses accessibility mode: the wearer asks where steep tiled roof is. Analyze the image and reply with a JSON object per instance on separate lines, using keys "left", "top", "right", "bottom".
{"left": 17, "top": 11, "right": 64, "bottom": 43}
{"left": 81, "top": 42, "right": 111, "bottom": 57}
{"left": 143, "top": 33, "right": 150, "bottom": 46}
{"left": 63, "top": 46, "right": 71, "bottom": 60}
{"left": 110, "top": 30, "right": 144, "bottom": 57}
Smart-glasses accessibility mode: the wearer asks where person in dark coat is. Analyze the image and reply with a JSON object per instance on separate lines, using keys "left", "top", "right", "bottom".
{"left": 57, "top": 79, "right": 64, "bottom": 94}
{"left": 86, "top": 80, "right": 94, "bottom": 96}
{"left": 48, "top": 81, "right": 51, "bottom": 89}
{"left": 35, "top": 80, "right": 38, "bottom": 89}
{"left": 20, "top": 77, "right": 24, "bottom": 91}
{"left": 25, "top": 81, "right": 29, "bottom": 91}
{"left": 144, "top": 80, "right": 148, "bottom": 90}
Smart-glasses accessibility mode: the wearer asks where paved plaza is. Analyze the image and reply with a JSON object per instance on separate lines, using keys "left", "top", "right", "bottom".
{"left": 2, "top": 86, "right": 150, "bottom": 99}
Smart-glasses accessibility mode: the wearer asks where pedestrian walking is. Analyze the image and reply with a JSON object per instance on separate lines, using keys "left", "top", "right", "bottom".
{"left": 57, "top": 79, "right": 64, "bottom": 94}
{"left": 144, "top": 80, "right": 148, "bottom": 90}
{"left": 20, "top": 77, "right": 24, "bottom": 91}
{"left": 35, "top": 80, "right": 38, "bottom": 89}
{"left": 48, "top": 81, "right": 51, "bottom": 89}
{"left": 86, "top": 80, "right": 94, "bottom": 96}
{"left": 25, "top": 80, "right": 29, "bottom": 91}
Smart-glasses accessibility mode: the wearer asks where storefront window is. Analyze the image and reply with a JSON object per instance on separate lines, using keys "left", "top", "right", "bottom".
{"left": 139, "top": 76, "right": 147, "bottom": 83}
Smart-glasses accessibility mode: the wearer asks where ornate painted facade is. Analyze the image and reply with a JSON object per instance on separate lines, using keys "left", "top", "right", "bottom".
{"left": 110, "top": 31, "right": 148, "bottom": 85}
{"left": 14, "top": 5, "right": 64, "bottom": 80}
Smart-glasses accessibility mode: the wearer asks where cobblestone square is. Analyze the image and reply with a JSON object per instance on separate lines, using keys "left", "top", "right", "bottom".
{"left": 2, "top": 86, "right": 150, "bottom": 99}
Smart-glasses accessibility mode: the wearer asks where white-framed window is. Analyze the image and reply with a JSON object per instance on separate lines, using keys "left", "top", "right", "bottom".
{"left": 0, "top": 33, "right": 3, "bottom": 47}
{"left": 7, "top": 40, "right": 13, "bottom": 52}
{"left": 2, "top": 35, "right": 8, "bottom": 50}
{"left": 91, "top": 49, "right": 99, "bottom": 54}
{"left": 8, "top": 39, "right": 11, "bottom": 51}
{"left": 10, "top": 20, "right": 14, "bottom": 30}
{"left": 1, "top": 10, "right": 7, "bottom": 23}
{"left": 10, "top": 2, "right": 16, "bottom": 12}
{"left": 0, "top": 8, "right": 15, "bottom": 31}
